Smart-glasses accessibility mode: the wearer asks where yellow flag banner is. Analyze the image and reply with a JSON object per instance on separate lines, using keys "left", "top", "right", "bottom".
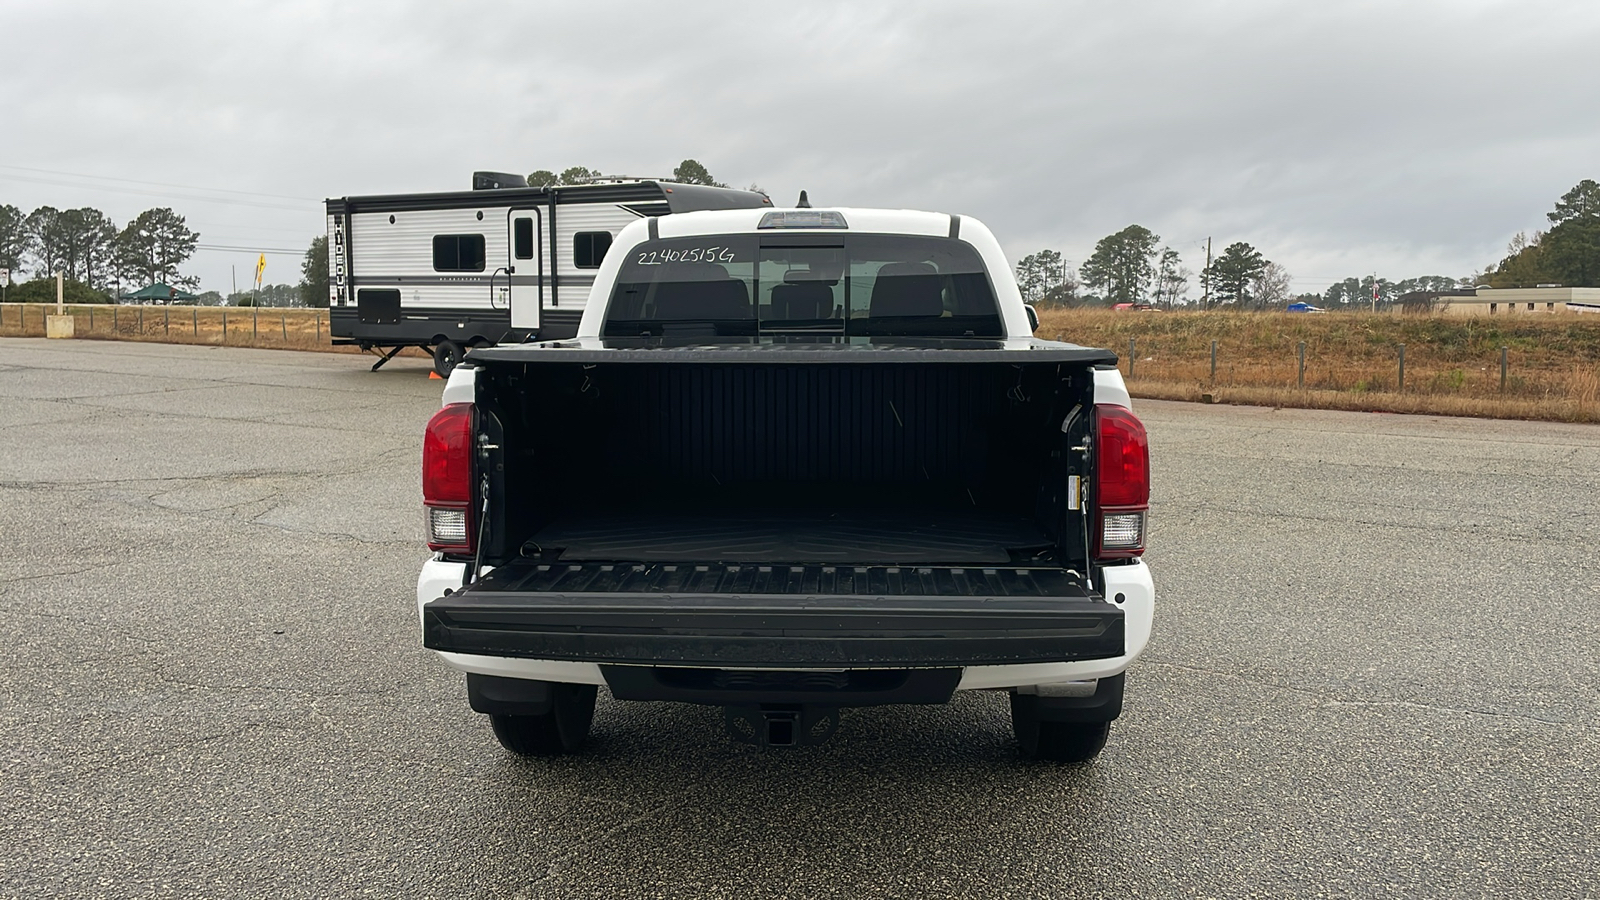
{"left": 254, "top": 254, "right": 266, "bottom": 286}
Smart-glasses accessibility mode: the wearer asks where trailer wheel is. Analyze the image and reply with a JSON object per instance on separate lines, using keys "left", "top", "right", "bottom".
{"left": 432, "top": 339, "right": 464, "bottom": 378}
{"left": 488, "top": 683, "right": 597, "bottom": 756}
{"left": 1010, "top": 693, "right": 1112, "bottom": 764}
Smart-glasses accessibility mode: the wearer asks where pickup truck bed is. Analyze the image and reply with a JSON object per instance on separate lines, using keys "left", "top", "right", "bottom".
{"left": 417, "top": 208, "right": 1152, "bottom": 761}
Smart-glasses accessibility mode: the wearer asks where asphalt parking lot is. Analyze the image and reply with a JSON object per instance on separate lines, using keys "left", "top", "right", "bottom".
{"left": 1, "top": 338, "right": 1596, "bottom": 898}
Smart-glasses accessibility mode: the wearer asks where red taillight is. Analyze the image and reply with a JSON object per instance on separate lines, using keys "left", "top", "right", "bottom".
{"left": 1094, "top": 404, "right": 1149, "bottom": 559}
{"left": 423, "top": 403, "right": 475, "bottom": 553}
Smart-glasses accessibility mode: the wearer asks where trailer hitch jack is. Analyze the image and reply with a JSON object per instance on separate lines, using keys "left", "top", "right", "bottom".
{"left": 725, "top": 705, "right": 840, "bottom": 748}
{"left": 368, "top": 345, "right": 408, "bottom": 372}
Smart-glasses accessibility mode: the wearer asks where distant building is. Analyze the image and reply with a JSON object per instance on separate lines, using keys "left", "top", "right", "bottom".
{"left": 1396, "top": 286, "right": 1600, "bottom": 316}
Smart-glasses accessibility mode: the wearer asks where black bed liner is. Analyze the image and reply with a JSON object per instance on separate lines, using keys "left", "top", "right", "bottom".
{"left": 528, "top": 510, "right": 1053, "bottom": 565}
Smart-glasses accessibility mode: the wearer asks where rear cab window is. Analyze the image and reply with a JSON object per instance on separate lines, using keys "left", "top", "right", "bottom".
{"left": 602, "top": 234, "right": 1002, "bottom": 338}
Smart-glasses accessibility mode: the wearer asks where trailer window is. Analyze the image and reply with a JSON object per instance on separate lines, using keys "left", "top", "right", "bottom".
{"left": 433, "top": 234, "right": 486, "bottom": 272}
{"left": 574, "top": 232, "right": 613, "bottom": 269}
{"left": 513, "top": 219, "right": 534, "bottom": 260}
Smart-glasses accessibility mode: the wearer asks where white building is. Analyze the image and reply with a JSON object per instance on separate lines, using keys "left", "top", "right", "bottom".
{"left": 1415, "top": 286, "right": 1600, "bottom": 316}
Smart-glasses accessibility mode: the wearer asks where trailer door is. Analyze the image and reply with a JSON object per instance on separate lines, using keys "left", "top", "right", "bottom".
{"left": 508, "top": 208, "right": 543, "bottom": 331}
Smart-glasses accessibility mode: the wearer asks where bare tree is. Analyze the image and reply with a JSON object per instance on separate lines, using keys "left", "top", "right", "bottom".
{"left": 1251, "top": 261, "right": 1294, "bottom": 308}
{"left": 1154, "top": 247, "right": 1190, "bottom": 307}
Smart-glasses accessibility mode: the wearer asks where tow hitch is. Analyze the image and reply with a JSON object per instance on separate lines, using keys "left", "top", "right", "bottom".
{"left": 725, "top": 705, "right": 840, "bottom": 748}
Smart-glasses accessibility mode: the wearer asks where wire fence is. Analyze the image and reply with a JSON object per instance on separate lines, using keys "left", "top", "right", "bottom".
{"left": 1037, "top": 308, "right": 1600, "bottom": 410}
{"left": 1115, "top": 336, "right": 1559, "bottom": 397}
{"left": 0, "top": 302, "right": 331, "bottom": 351}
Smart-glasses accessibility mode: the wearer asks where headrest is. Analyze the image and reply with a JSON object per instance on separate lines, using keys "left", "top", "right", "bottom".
{"left": 875, "top": 262, "right": 937, "bottom": 278}
{"left": 869, "top": 264, "right": 943, "bottom": 318}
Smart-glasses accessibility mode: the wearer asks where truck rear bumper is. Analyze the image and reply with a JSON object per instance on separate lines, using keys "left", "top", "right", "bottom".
{"left": 423, "top": 592, "right": 1123, "bottom": 669}
{"left": 418, "top": 558, "right": 1153, "bottom": 687}
{"left": 421, "top": 560, "right": 1124, "bottom": 669}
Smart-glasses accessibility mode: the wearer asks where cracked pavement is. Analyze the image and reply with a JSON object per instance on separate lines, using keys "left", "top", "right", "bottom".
{"left": 1, "top": 338, "right": 1596, "bottom": 898}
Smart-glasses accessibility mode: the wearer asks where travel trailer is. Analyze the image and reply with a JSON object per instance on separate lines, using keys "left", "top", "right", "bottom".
{"left": 326, "top": 172, "right": 772, "bottom": 374}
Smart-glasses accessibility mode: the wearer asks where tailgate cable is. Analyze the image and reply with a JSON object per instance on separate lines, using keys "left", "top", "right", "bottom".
{"left": 1061, "top": 403, "right": 1093, "bottom": 593}
{"left": 467, "top": 473, "right": 490, "bottom": 586}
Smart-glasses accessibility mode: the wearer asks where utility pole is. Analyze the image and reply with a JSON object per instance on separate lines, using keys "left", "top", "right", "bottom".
{"left": 1203, "top": 237, "right": 1212, "bottom": 308}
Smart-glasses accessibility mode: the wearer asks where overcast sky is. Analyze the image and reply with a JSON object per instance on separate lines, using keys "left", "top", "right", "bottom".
{"left": 4, "top": 0, "right": 1599, "bottom": 296}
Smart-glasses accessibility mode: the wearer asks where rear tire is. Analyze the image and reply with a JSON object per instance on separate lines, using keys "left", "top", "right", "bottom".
{"left": 1010, "top": 693, "right": 1112, "bottom": 763}
{"left": 432, "top": 339, "right": 463, "bottom": 378}
{"left": 489, "top": 683, "right": 597, "bottom": 756}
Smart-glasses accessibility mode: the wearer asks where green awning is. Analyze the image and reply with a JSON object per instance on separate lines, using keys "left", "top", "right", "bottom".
{"left": 123, "top": 282, "right": 197, "bottom": 302}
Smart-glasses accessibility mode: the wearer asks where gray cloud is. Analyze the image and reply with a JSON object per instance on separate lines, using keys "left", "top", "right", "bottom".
{"left": 3, "top": 0, "right": 1597, "bottom": 294}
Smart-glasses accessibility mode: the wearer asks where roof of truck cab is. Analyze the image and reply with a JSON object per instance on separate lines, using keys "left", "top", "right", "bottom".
{"left": 654, "top": 207, "right": 960, "bottom": 239}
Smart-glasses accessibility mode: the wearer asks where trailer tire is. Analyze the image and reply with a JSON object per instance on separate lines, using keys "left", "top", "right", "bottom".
{"left": 488, "top": 683, "right": 597, "bottom": 756}
{"left": 1010, "top": 693, "right": 1112, "bottom": 764}
{"left": 432, "top": 339, "right": 464, "bottom": 378}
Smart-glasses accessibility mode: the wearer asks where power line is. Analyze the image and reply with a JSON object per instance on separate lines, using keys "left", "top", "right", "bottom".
{"left": 195, "top": 244, "right": 305, "bottom": 255}
{"left": 0, "top": 172, "right": 314, "bottom": 212}
{"left": 0, "top": 163, "right": 318, "bottom": 202}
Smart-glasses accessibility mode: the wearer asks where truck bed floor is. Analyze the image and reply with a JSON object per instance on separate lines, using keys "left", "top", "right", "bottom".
{"left": 528, "top": 510, "right": 1050, "bottom": 565}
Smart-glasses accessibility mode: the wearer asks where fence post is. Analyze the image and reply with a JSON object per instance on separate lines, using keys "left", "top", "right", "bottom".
{"left": 1298, "top": 341, "right": 1306, "bottom": 390}
{"left": 1500, "top": 346, "right": 1507, "bottom": 392}
{"left": 222, "top": 310, "right": 227, "bottom": 335}
{"left": 89, "top": 307, "right": 94, "bottom": 331}
{"left": 113, "top": 306, "right": 118, "bottom": 331}
{"left": 1398, "top": 343, "right": 1406, "bottom": 392}
{"left": 316, "top": 314, "right": 320, "bottom": 341}
{"left": 193, "top": 306, "right": 198, "bottom": 336}
{"left": 1128, "top": 337, "right": 1136, "bottom": 379}
{"left": 1210, "top": 340, "right": 1217, "bottom": 381}
{"left": 281, "top": 314, "right": 287, "bottom": 341}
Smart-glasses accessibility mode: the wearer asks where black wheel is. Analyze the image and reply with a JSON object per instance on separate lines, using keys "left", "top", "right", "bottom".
{"left": 488, "top": 683, "right": 597, "bottom": 756}
{"left": 432, "top": 339, "right": 464, "bottom": 378}
{"left": 1010, "top": 693, "right": 1112, "bottom": 763}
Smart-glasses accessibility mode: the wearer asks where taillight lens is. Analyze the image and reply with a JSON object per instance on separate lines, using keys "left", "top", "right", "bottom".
{"left": 423, "top": 403, "right": 475, "bottom": 553}
{"left": 1094, "top": 404, "right": 1149, "bottom": 559}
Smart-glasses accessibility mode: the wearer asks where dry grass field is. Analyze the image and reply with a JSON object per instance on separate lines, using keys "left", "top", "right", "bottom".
{"left": 6, "top": 302, "right": 1600, "bottom": 422}
{"left": 1038, "top": 307, "right": 1600, "bottom": 423}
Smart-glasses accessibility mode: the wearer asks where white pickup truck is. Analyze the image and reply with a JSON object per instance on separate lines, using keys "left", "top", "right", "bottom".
{"left": 415, "top": 207, "right": 1154, "bottom": 763}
